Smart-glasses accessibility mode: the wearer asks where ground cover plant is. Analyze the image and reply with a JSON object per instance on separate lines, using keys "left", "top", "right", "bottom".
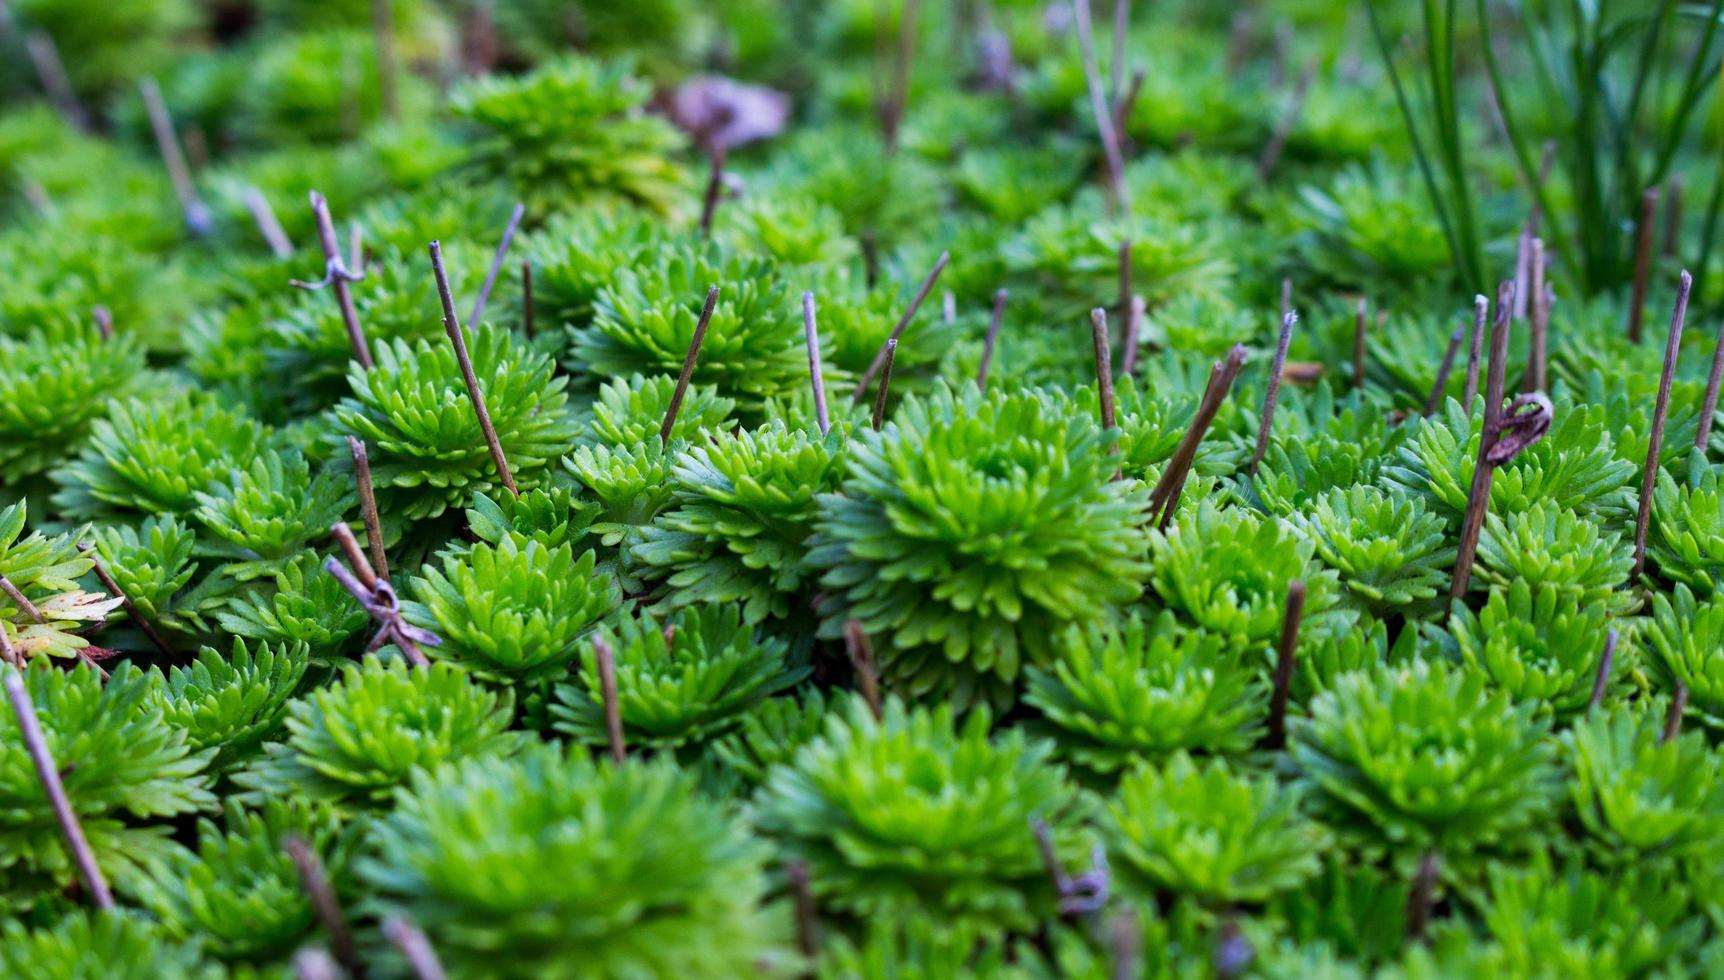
{"left": 3, "top": 0, "right": 1724, "bottom": 976}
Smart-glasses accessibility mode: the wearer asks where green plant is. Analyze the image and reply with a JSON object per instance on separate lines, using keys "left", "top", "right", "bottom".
{"left": 1648, "top": 467, "right": 1724, "bottom": 595}
{"left": 1473, "top": 503, "right": 1634, "bottom": 613}
{"left": 409, "top": 537, "right": 618, "bottom": 682}
{"left": 1106, "top": 752, "right": 1328, "bottom": 905}
{"left": 0, "top": 661, "right": 213, "bottom": 910}
{"left": 1024, "top": 612, "right": 1268, "bottom": 772}
{"left": 583, "top": 372, "right": 735, "bottom": 446}
{"left": 552, "top": 602, "right": 806, "bottom": 749}
{"left": 451, "top": 55, "right": 686, "bottom": 213}
{"left": 636, "top": 420, "right": 846, "bottom": 622}
{"left": 0, "top": 909, "right": 215, "bottom": 979}
{"left": 755, "top": 697, "right": 1080, "bottom": 929}
{"left": 362, "top": 743, "right": 784, "bottom": 976}
{"left": 216, "top": 550, "right": 369, "bottom": 659}
{"left": 135, "top": 799, "right": 352, "bottom": 963}
{"left": 236, "top": 659, "right": 525, "bottom": 806}
{"left": 1291, "top": 657, "right": 1559, "bottom": 855}
{"left": 1566, "top": 701, "right": 1724, "bottom": 861}
{"left": 1645, "top": 584, "right": 1724, "bottom": 728}
{"left": 0, "top": 326, "right": 144, "bottom": 483}
{"left": 193, "top": 449, "right": 353, "bottom": 581}
{"left": 1445, "top": 580, "right": 1619, "bottom": 714}
{"left": 1288, "top": 485, "right": 1453, "bottom": 616}
{"left": 333, "top": 326, "right": 578, "bottom": 521}
{"left": 0, "top": 501, "right": 117, "bottom": 663}
{"left": 154, "top": 639, "right": 310, "bottom": 772}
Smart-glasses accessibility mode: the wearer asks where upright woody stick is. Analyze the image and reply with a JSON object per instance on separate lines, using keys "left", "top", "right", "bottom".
{"left": 1449, "top": 283, "right": 1515, "bottom": 601}
{"left": 138, "top": 77, "right": 212, "bottom": 235}
{"left": 429, "top": 240, "right": 516, "bottom": 495}
{"left": 5, "top": 665, "right": 113, "bottom": 909}
{"left": 976, "top": 288, "right": 1009, "bottom": 389}
{"left": 854, "top": 252, "right": 949, "bottom": 402}
{"left": 293, "top": 192, "right": 372, "bottom": 370}
{"left": 660, "top": 286, "right": 722, "bottom": 446}
{"left": 1462, "top": 294, "right": 1487, "bottom": 407}
{"left": 1250, "top": 310, "right": 1297, "bottom": 475}
{"left": 1633, "top": 271, "right": 1692, "bottom": 579}
{"left": 802, "top": 292, "right": 831, "bottom": 436}
{"left": 469, "top": 202, "right": 525, "bottom": 328}
{"left": 346, "top": 437, "right": 389, "bottom": 582}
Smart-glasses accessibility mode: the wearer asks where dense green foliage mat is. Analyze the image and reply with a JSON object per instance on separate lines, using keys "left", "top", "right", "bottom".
{"left": 3, "top": 0, "right": 1724, "bottom": 976}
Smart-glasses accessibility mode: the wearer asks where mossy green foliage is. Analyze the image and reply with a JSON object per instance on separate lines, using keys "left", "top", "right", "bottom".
{"left": 2, "top": 0, "right": 1722, "bottom": 974}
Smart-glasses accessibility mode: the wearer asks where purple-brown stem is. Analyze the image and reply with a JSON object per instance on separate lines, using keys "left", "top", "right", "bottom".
{"left": 1662, "top": 684, "right": 1689, "bottom": 743}
{"left": 1279, "top": 278, "right": 1292, "bottom": 323}
{"left": 469, "top": 202, "right": 525, "bottom": 328}
{"left": 879, "top": 0, "right": 920, "bottom": 153}
{"left": 871, "top": 339, "right": 898, "bottom": 431}
{"left": 1526, "top": 238, "right": 1548, "bottom": 393}
{"left": 294, "top": 950, "right": 340, "bottom": 980}
{"left": 243, "top": 186, "right": 295, "bottom": 258}
{"left": 0, "top": 619, "right": 18, "bottom": 669}
{"left": 660, "top": 285, "right": 721, "bottom": 446}
{"left": 1250, "top": 310, "right": 1297, "bottom": 475}
{"left": 346, "top": 437, "right": 389, "bottom": 582}
{"left": 521, "top": 259, "right": 535, "bottom": 340}
{"left": 976, "top": 288, "right": 1009, "bottom": 389}
{"left": 842, "top": 619, "right": 883, "bottom": 720}
{"left": 5, "top": 668, "right": 113, "bottom": 909}
{"left": 1110, "top": 0, "right": 1130, "bottom": 105}
{"left": 854, "top": 251, "right": 949, "bottom": 402}
{"left": 1588, "top": 628, "right": 1617, "bottom": 713}
{"left": 1699, "top": 313, "right": 1724, "bottom": 453}
{"left": 802, "top": 291, "right": 831, "bottom": 437}
{"left": 1109, "top": 909, "right": 1139, "bottom": 980}
{"left": 92, "top": 305, "right": 113, "bottom": 341}
{"left": 329, "top": 522, "right": 379, "bottom": 592}
{"left": 1665, "top": 175, "right": 1684, "bottom": 259}
{"left": 1424, "top": 324, "right": 1466, "bottom": 416}
{"left": 1109, "top": 68, "right": 1145, "bottom": 143}
{"left": 1406, "top": 851, "right": 1441, "bottom": 943}
{"left": 293, "top": 191, "right": 372, "bottom": 370}
{"left": 1121, "top": 293, "right": 1145, "bottom": 377}
{"left": 1353, "top": 296, "right": 1368, "bottom": 390}
{"left": 430, "top": 239, "right": 517, "bottom": 495}
{"left": 285, "top": 835, "right": 362, "bottom": 976}
{"left": 77, "top": 542, "right": 175, "bottom": 659}
{"left": 25, "top": 31, "right": 89, "bottom": 132}
{"left": 1091, "top": 308, "right": 1116, "bottom": 431}
{"left": 1463, "top": 294, "right": 1488, "bottom": 407}
{"left": 384, "top": 917, "right": 447, "bottom": 980}
{"left": 699, "top": 146, "right": 727, "bottom": 237}
{"left": 1628, "top": 186, "right": 1660, "bottom": 344}
{"left": 788, "top": 861, "right": 819, "bottom": 959}
{"left": 1071, "top": 0, "right": 1130, "bottom": 212}
{"left": 1117, "top": 237, "right": 1132, "bottom": 323}
{"left": 1148, "top": 344, "right": 1249, "bottom": 528}
{"left": 371, "top": 0, "right": 400, "bottom": 119}
{"left": 1633, "top": 270, "right": 1692, "bottom": 579}
{"left": 0, "top": 573, "right": 43, "bottom": 623}
{"left": 593, "top": 636, "right": 627, "bottom": 765}
{"left": 138, "top": 77, "right": 212, "bottom": 236}
{"left": 1449, "top": 282, "right": 1516, "bottom": 601}
{"left": 1263, "top": 579, "right": 1305, "bottom": 751}
{"left": 1256, "top": 60, "right": 1316, "bottom": 180}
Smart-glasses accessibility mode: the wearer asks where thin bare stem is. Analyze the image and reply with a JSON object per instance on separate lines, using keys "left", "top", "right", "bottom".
{"left": 1256, "top": 60, "right": 1316, "bottom": 180}
{"left": 78, "top": 542, "right": 175, "bottom": 658}
{"left": 1628, "top": 187, "right": 1660, "bottom": 344}
{"left": 138, "top": 77, "right": 211, "bottom": 236}
{"left": 1121, "top": 293, "right": 1145, "bottom": 377}
{"left": 871, "top": 339, "right": 898, "bottom": 431}
{"left": 92, "top": 305, "right": 113, "bottom": 341}
{"left": 699, "top": 147, "right": 727, "bottom": 237}
{"left": 942, "top": 290, "right": 956, "bottom": 324}
{"left": 1109, "top": 910, "right": 1139, "bottom": 980}
{"left": 285, "top": 835, "right": 362, "bottom": 976}
{"left": 1110, "top": 67, "right": 1145, "bottom": 142}
{"left": 293, "top": 950, "right": 340, "bottom": 980}
{"left": 1116, "top": 237, "right": 1132, "bottom": 322}
{"left": 243, "top": 187, "right": 295, "bottom": 258}
{"left": 1250, "top": 310, "right": 1297, "bottom": 475}
{"left": 976, "top": 288, "right": 1009, "bottom": 389}
{"left": 1526, "top": 238, "right": 1547, "bottom": 393}
{"left": 854, "top": 252, "right": 949, "bottom": 402}
{"left": 1665, "top": 175, "right": 1684, "bottom": 259}
{"left": 384, "top": 917, "right": 447, "bottom": 980}
{"left": 1406, "top": 851, "right": 1441, "bottom": 944}
{"left": 349, "top": 221, "right": 365, "bottom": 275}
{"left": 1463, "top": 294, "right": 1488, "bottom": 407}
{"left": 1634, "top": 270, "right": 1692, "bottom": 579}
{"left": 802, "top": 291, "right": 831, "bottom": 437}
{"left": 521, "top": 260, "right": 535, "bottom": 339}
{"left": 1346, "top": 297, "right": 1367, "bottom": 390}
{"left": 1449, "top": 282, "right": 1516, "bottom": 601}
{"left": 1110, "top": 0, "right": 1129, "bottom": 104}
{"left": 1090, "top": 308, "right": 1116, "bottom": 431}
{"left": 329, "top": 523, "right": 379, "bottom": 591}
{"left": 1588, "top": 628, "right": 1618, "bottom": 713}
{"left": 1072, "top": 0, "right": 1130, "bottom": 211}
{"left": 5, "top": 668, "right": 113, "bottom": 909}
{"left": 0, "top": 573, "right": 43, "bottom": 622}
{"left": 592, "top": 636, "right": 627, "bottom": 765}
{"left": 469, "top": 202, "right": 525, "bottom": 328}
{"left": 843, "top": 620, "right": 883, "bottom": 720}
{"left": 1148, "top": 344, "right": 1249, "bottom": 528}
{"left": 1264, "top": 579, "right": 1306, "bottom": 751}
{"left": 25, "top": 31, "right": 89, "bottom": 132}
{"left": 1662, "top": 684, "right": 1689, "bottom": 743}
{"left": 372, "top": 0, "right": 400, "bottom": 119}
{"left": 788, "top": 861, "right": 819, "bottom": 959}
{"left": 294, "top": 191, "right": 373, "bottom": 370}
{"left": 1425, "top": 325, "right": 1466, "bottom": 415}
{"left": 430, "top": 239, "right": 517, "bottom": 495}
{"left": 660, "top": 285, "right": 722, "bottom": 446}
{"left": 1279, "top": 278, "right": 1292, "bottom": 322}
{"left": 0, "top": 618, "right": 18, "bottom": 668}
{"left": 1700, "top": 315, "right": 1724, "bottom": 454}
{"left": 880, "top": 0, "right": 920, "bottom": 152}
{"left": 346, "top": 437, "right": 389, "bottom": 582}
